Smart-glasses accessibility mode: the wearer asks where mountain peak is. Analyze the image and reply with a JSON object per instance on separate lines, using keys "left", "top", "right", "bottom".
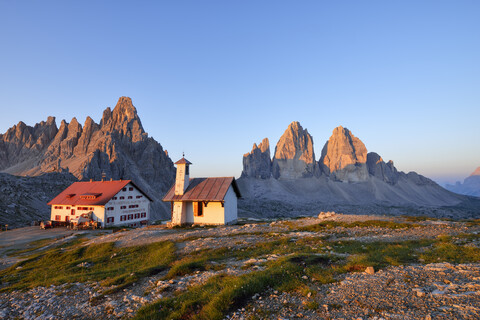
{"left": 272, "top": 121, "right": 316, "bottom": 179}
{"left": 470, "top": 167, "right": 480, "bottom": 177}
{"left": 319, "top": 126, "right": 368, "bottom": 182}
{"left": 102, "top": 96, "right": 145, "bottom": 142}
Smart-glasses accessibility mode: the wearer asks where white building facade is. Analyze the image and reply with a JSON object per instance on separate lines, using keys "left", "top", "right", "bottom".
{"left": 48, "top": 180, "right": 151, "bottom": 227}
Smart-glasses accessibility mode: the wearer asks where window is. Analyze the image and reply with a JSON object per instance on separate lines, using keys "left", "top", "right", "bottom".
{"left": 141, "top": 212, "right": 146, "bottom": 218}
{"left": 120, "top": 206, "right": 126, "bottom": 209}
{"left": 120, "top": 196, "right": 124, "bottom": 200}
{"left": 71, "top": 209, "right": 75, "bottom": 215}
{"left": 122, "top": 188, "right": 127, "bottom": 192}
{"left": 66, "top": 206, "right": 70, "bottom": 210}
{"left": 128, "top": 204, "right": 139, "bottom": 209}
{"left": 193, "top": 202, "right": 203, "bottom": 217}
{"left": 54, "top": 206, "right": 63, "bottom": 209}
{"left": 134, "top": 213, "right": 139, "bottom": 219}
{"left": 107, "top": 217, "right": 114, "bottom": 223}
{"left": 107, "top": 207, "right": 114, "bottom": 211}
{"left": 89, "top": 207, "right": 94, "bottom": 210}
{"left": 120, "top": 215, "right": 126, "bottom": 221}
{"left": 112, "top": 197, "right": 117, "bottom": 200}
{"left": 129, "top": 187, "right": 133, "bottom": 191}
{"left": 128, "top": 196, "right": 132, "bottom": 199}
{"left": 65, "top": 216, "right": 69, "bottom": 222}
{"left": 128, "top": 214, "right": 133, "bottom": 220}
{"left": 55, "top": 215, "right": 61, "bottom": 221}
{"left": 136, "top": 195, "right": 143, "bottom": 199}
{"left": 185, "top": 165, "right": 189, "bottom": 175}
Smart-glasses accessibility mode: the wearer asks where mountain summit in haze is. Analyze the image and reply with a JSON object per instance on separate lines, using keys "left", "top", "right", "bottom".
{"left": 445, "top": 167, "right": 480, "bottom": 197}
{"left": 0, "top": 97, "right": 175, "bottom": 221}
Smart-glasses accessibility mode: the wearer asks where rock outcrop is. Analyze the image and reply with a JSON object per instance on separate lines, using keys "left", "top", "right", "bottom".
{"left": 0, "top": 97, "right": 176, "bottom": 221}
{"left": 445, "top": 167, "right": 480, "bottom": 197}
{"left": 241, "top": 138, "right": 271, "bottom": 179}
{"left": 366, "top": 152, "right": 399, "bottom": 185}
{"left": 272, "top": 121, "right": 317, "bottom": 179}
{"left": 319, "top": 126, "right": 368, "bottom": 182}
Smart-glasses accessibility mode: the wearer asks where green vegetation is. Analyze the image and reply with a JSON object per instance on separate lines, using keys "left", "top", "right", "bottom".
{"left": 135, "top": 253, "right": 336, "bottom": 320}
{"left": 5, "top": 238, "right": 58, "bottom": 257}
{"left": 333, "top": 239, "right": 434, "bottom": 270}
{"left": 0, "top": 240, "right": 175, "bottom": 292}
{"left": 301, "top": 220, "right": 420, "bottom": 232}
{"left": 420, "top": 235, "right": 480, "bottom": 263}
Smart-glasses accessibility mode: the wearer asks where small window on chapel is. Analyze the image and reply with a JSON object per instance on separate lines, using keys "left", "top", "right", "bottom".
{"left": 193, "top": 201, "right": 203, "bottom": 217}
{"left": 185, "top": 165, "right": 189, "bottom": 175}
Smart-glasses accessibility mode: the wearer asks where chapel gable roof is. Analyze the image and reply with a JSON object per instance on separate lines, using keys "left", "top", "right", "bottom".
{"left": 162, "top": 177, "right": 241, "bottom": 202}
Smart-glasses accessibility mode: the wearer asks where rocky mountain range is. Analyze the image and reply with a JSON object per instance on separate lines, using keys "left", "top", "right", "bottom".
{"left": 445, "top": 167, "right": 480, "bottom": 197}
{"left": 0, "top": 97, "right": 175, "bottom": 225}
{"left": 239, "top": 122, "right": 479, "bottom": 219}
{"left": 1, "top": 100, "right": 478, "bottom": 227}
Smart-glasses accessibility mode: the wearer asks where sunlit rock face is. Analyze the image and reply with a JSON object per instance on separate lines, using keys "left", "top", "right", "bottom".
{"left": 272, "top": 121, "right": 317, "bottom": 179}
{"left": 319, "top": 126, "right": 368, "bottom": 182}
{"left": 0, "top": 97, "right": 175, "bottom": 219}
{"left": 241, "top": 138, "right": 271, "bottom": 179}
{"left": 0, "top": 116, "right": 58, "bottom": 169}
{"left": 366, "top": 152, "right": 399, "bottom": 185}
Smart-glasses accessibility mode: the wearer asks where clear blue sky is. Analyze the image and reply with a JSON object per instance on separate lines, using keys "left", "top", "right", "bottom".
{"left": 1, "top": 1, "right": 479, "bottom": 185}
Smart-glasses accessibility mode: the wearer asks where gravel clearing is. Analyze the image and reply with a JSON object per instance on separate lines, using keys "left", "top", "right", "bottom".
{"left": 226, "top": 263, "right": 480, "bottom": 320}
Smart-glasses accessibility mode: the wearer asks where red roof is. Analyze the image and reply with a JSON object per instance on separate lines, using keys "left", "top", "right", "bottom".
{"left": 163, "top": 177, "right": 241, "bottom": 202}
{"left": 47, "top": 180, "right": 152, "bottom": 206}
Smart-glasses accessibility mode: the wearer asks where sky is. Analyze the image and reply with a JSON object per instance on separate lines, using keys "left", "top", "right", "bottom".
{"left": 0, "top": 1, "right": 479, "bottom": 185}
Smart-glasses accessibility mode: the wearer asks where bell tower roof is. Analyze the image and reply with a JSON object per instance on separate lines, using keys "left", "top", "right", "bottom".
{"left": 175, "top": 157, "right": 192, "bottom": 165}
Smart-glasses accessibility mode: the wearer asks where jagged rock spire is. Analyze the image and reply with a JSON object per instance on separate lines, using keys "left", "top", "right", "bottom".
{"left": 319, "top": 126, "right": 369, "bottom": 182}
{"left": 272, "top": 121, "right": 316, "bottom": 179}
{"left": 241, "top": 138, "right": 271, "bottom": 179}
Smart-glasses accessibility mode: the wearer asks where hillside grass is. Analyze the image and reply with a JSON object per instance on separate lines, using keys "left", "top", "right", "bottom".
{"left": 301, "top": 220, "right": 421, "bottom": 232}
{"left": 135, "top": 253, "right": 336, "bottom": 320}
{"left": 0, "top": 240, "right": 175, "bottom": 292}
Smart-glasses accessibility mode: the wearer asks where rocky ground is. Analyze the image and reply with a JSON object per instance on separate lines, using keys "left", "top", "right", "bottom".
{"left": 227, "top": 263, "right": 480, "bottom": 320}
{"left": 0, "top": 213, "right": 479, "bottom": 319}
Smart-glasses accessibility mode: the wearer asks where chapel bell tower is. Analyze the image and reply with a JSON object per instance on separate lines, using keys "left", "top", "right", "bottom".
{"left": 174, "top": 155, "right": 192, "bottom": 196}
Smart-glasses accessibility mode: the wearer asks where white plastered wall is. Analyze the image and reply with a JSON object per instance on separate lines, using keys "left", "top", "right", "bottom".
{"left": 223, "top": 186, "right": 238, "bottom": 224}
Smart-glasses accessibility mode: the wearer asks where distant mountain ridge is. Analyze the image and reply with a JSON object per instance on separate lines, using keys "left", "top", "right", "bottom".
{"left": 445, "top": 167, "right": 480, "bottom": 197}
{"left": 0, "top": 97, "right": 175, "bottom": 221}
{"left": 239, "top": 121, "right": 475, "bottom": 218}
